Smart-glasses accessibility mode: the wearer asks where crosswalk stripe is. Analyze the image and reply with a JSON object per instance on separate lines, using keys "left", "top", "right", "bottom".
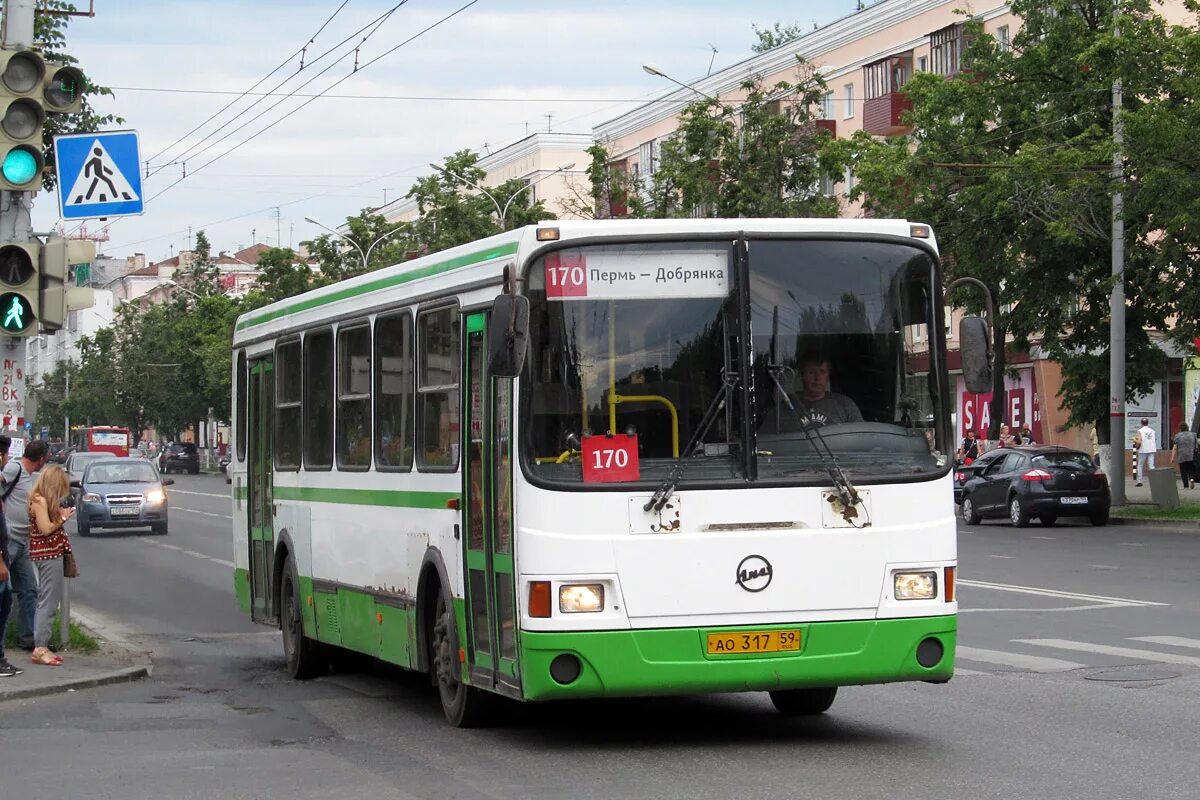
{"left": 1016, "top": 639, "right": 1200, "bottom": 667}
{"left": 956, "top": 645, "right": 1085, "bottom": 672}
{"left": 1128, "top": 636, "right": 1200, "bottom": 650}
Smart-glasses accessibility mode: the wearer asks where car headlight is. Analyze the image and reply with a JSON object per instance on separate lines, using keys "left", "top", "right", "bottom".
{"left": 81, "top": 492, "right": 100, "bottom": 503}
{"left": 894, "top": 571, "right": 938, "bottom": 600}
{"left": 559, "top": 583, "right": 605, "bottom": 613}
{"left": 145, "top": 489, "right": 165, "bottom": 504}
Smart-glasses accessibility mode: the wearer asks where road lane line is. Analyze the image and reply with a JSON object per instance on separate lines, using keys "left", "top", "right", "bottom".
{"left": 1129, "top": 636, "right": 1200, "bottom": 650}
{"left": 987, "top": 554, "right": 1016, "bottom": 559}
{"left": 182, "top": 550, "right": 211, "bottom": 559}
{"left": 159, "top": 543, "right": 182, "bottom": 551}
{"left": 956, "top": 645, "right": 1085, "bottom": 672}
{"left": 958, "top": 579, "right": 1168, "bottom": 607}
{"left": 1089, "top": 564, "right": 1119, "bottom": 570}
{"left": 953, "top": 668, "right": 988, "bottom": 676}
{"left": 210, "top": 557, "right": 235, "bottom": 568}
{"left": 1016, "top": 639, "right": 1200, "bottom": 667}
{"left": 168, "top": 489, "right": 231, "bottom": 499}
{"left": 1031, "top": 536, "right": 1056, "bottom": 540}
{"left": 137, "top": 536, "right": 233, "bottom": 568}
{"left": 1119, "top": 542, "right": 1145, "bottom": 547}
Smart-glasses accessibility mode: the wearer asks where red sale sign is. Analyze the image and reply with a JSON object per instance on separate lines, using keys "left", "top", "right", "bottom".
{"left": 581, "top": 433, "right": 640, "bottom": 483}
{"left": 545, "top": 251, "right": 588, "bottom": 298}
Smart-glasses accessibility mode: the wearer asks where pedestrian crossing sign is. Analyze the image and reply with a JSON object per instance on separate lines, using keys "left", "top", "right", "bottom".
{"left": 53, "top": 129, "right": 144, "bottom": 220}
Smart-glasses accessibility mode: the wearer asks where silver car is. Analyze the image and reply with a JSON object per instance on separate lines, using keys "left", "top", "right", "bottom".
{"left": 76, "top": 458, "right": 173, "bottom": 536}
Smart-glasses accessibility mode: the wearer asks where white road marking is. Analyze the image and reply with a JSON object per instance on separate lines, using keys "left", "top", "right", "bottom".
{"left": 168, "top": 489, "right": 231, "bottom": 499}
{"left": 956, "top": 645, "right": 1085, "bottom": 672}
{"left": 1016, "top": 639, "right": 1200, "bottom": 668}
{"left": 136, "top": 536, "right": 233, "bottom": 568}
{"left": 987, "top": 554, "right": 1016, "bottom": 559}
{"left": 953, "top": 667, "right": 988, "bottom": 676}
{"left": 958, "top": 579, "right": 1167, "bottom": 607}
{"left": 1089, "top": 564, "right": 1120, "bottom": 570}
{"left": 1129, "top": 636, "right": 1200, "bottom": 650}
{"left": 1119, "top": 542, "right": 1145, "bottom": 547}
{"left": 1031, "top": 536, "right": 1056, "bottom": 540}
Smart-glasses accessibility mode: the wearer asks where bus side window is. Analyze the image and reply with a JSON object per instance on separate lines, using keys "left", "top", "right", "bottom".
{"left": 417, "top": 305, "right": 460, "bottom": 470}
{"left": 303, "top": 329, "right": 334, "bottom": 470}
{"left": 374, "top": 312, "right": 414, "bottom": 471}
{"left": 337, "top": 323, "right": 372, "bottom": 470}
{"left": 274, "top": 340, "right": 302, "bottom": 470}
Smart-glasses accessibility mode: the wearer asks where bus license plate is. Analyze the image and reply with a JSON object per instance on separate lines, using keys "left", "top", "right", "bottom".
{"left": 110, "top": 507, "right": 140, "bottom": 516}
{"left": 1060, "top": 497, "right": 1087, "bottom": 505}
{"left": 706, "top": 629, "right": 801, "bottom": 655}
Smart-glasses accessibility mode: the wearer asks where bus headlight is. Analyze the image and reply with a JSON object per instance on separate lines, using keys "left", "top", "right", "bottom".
{"left": 559, "top": 583, "right": 604, "bottom": 613}
{"left": 894, "top": 571, "right": 938, "bottom": 600}
{"left": 145, "top": 489, "right": 165, "bottom": 504}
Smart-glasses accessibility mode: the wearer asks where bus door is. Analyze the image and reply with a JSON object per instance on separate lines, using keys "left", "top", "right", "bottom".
{"left": 462, "top": 311, "right": 520, "bottom": 694}
{"left": 247, "top": 359, "right": 275, "bottom": 623}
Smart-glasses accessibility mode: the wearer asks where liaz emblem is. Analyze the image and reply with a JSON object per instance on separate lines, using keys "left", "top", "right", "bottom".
{"left": 735, "top": 555, "right": 773, "bottom": 592}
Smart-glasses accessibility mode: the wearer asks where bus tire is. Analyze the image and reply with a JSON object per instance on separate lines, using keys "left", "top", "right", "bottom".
{"left": 769, "top": 687, "right": 838, "bottom": 716}
{"left": 430, "top": 590, "right": 492, "bottom": 727}
{"left": 281, "top": 556, "right": 327, "bottom": 680}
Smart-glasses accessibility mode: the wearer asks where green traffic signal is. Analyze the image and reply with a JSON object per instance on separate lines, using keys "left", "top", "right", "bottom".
{"left": 0, "top": 291, "right": 33, "bottom": 333}
{"left": 2, "top": 146, "right": 38, "bottom": 184}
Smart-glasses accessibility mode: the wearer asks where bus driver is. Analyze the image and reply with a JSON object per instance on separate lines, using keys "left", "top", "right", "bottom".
{"left": 774, "top": 352, "right": 862, "bottom": 430}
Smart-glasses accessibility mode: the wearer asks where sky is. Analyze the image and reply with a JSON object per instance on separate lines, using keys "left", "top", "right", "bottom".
{"left": 32, "top": 0, "right": 864, "bottom": 262}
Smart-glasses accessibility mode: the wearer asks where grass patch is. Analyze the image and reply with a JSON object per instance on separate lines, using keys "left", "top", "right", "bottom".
{"left": 4, "top": 611, "right": 100, "bottom": 654}
{"left": 1112, "top": 502, "right": 1200, "bottom": 522}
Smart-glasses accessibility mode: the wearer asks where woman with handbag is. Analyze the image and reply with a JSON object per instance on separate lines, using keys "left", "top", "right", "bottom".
{"left": 27, "top": 465, "right": 75, "bottom": 666}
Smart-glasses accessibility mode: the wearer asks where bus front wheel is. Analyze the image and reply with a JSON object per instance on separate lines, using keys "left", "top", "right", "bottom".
{"left": 769, "top": 687, "right": 838, "bottom": 716}
{"left": 430, "top": 591, "right": 492, "bottom": 727}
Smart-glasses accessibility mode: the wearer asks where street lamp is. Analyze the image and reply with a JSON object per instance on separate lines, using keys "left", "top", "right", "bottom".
{"left": 304, "top": 216, "right": 407, "bottom": 272}
{"left": 642, "top": 63, "right": 718, "bottom": 102}
{"left": 427, "top": 162, "right": 576, "bottom": 229}
{"left": 162, "top": 280, "right": 204, "bottom": 301}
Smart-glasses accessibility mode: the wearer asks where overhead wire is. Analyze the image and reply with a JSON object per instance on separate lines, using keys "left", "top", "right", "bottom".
{"left": 146, "top": 1, "right": 405, "bottom": 179}
{"left": 144, "top": 0, "right": 354, "bottom": 172}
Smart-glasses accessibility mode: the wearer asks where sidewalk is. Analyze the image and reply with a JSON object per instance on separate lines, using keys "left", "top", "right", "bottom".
{"left": 1111, "top": 475, "right": 1200, "bottom": 531}
{"left": 0, "top": 609, "right": 152, "bottom": 703}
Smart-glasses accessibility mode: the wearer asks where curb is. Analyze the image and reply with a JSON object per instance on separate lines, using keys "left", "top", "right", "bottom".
{"left": 1110, "top": 515, "right": 1200, "bottom": 532}
{"left": 0, "top": 665, "right": 151, "bottom": 702}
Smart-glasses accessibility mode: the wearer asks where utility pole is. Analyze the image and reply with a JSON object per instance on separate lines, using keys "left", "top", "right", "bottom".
{"left": 1108, "top": 0, "right": 1126, "bottom": 506}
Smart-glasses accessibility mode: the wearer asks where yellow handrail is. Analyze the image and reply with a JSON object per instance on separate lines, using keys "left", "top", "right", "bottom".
{"left": 608, "top": 393, "right": 680, "bottom": 458}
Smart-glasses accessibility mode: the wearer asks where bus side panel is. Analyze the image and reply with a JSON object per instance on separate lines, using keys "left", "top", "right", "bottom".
{"left": 231, "top": 474, "right": 251, "bottom": 614}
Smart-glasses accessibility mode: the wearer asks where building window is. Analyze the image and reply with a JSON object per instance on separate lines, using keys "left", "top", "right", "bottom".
{"left": 996, "top": 25, "right": 1010, "bottom": 52}
{"left": 865, "top": 53, "right": 912, "bottom": 100}
{"left": 303, "top": 329, "right": 334, "bottom": 470}
{"left": 274, "top": 339, "right": 302, "bottom": 470}
{"left": 843, "top": 83, "right": 855, "bottom": 118}
{"left": 844, "top": 166, "right": 856, "bottom": 194}
{"left": 418, "top": 305, "right": 460, "bottom": 470}
{"left": 819, "top": 172, "right": 836, "bottom": 196}
{"left": 917, "top": 55, "right": 928, "bottom": 72}
{"left": 821, "top": 91, "right": 834, "bottom": 120}
{"left": 931, "top": 23, "right": 966, "bottom": 76}
{"left": 374, "top": 312, "right": 414, "bottom": 471}
{"left": 337, "top": 323, "right": 371, "bottom": 470}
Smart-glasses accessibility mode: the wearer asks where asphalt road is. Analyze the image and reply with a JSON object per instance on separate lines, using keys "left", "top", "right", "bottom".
{"left": 0, "top": 474, "right": 1196, "bottom": 800}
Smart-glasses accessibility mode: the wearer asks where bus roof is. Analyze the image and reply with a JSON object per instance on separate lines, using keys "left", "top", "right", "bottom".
{"left": 232, "top": 217, "right": 932, "bottom": 346}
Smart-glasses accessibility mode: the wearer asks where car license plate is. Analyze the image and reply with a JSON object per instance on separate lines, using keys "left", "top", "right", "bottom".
{"left": 706, "top": 629, "right": 801, "bottom": 655}
{"left": 110, "top": 506, "right": 140, "bottom": 517}
{"left": 1060, "top": 496, "right": 1088, "bottom": 505}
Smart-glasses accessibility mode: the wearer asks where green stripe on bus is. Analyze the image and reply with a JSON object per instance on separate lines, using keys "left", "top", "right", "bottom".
{"left": 272, "top": 485, "right": 458, "bottom": 509}
{"left": 236, "top": 241, "right": 519, "bottom": 331}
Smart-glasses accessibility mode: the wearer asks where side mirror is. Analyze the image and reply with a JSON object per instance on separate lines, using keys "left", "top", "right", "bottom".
{"left": 959, "top": 315, "right": 993, "bottom": 394}
{"left": 69, "top": 480, "right": 81, "bottom": 489}
{"left": 162, "top": 478, "right": 175, "bottom": 486}
{"left": 487, "top": 293, "right": 530, "bottom": 378}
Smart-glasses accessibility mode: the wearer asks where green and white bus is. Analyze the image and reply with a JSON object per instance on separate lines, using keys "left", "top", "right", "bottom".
{"left": 230, "top": 218, "right": 990, "bottom": 726}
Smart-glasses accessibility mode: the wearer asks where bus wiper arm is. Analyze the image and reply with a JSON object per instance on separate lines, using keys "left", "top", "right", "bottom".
{"left": 643, "top": 371, "right": 738, "bottom": 513}
{"left": 766, "top": 370, "right": 861, "bottom": 514}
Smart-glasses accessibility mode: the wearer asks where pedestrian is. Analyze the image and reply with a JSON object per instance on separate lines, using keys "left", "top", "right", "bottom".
{"left": 997, "top": 423, "right": 1014, "bottom": 448}
{"left": 1015, "top": 422, "right": 1035, "bottom": 445}
{"left": 1135, "top": 418, "right": 1157, "bottom": 487}
{"left": 27, "top": 465, "right": 75, "bottom": 666}
{"left": 1172, "top": 422, "right": 1197, "bottom": 489}
{"left": 1090, "top": 425, "right": 1100, "bottom": 466}
{"left": 956, "top": 429, "right": 980, "bottom": 465}
{"left": 0, "top": 434, "right": 23, "bottom": 677}
{"left": 1, "top": 439, "right": 48, "bottom": 652}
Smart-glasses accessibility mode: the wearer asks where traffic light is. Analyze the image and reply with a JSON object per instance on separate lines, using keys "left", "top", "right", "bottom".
{"left": 43, "top": 62, "right": 84, "bottom": 114}
{"left": 39, "top": 237, "right": 94, "bottom": 332}
{"left": 0, "top": 49, "right": 46, "bottom": 191}
{"left": 0, "top": 241, "right": 39, "bottom": 334}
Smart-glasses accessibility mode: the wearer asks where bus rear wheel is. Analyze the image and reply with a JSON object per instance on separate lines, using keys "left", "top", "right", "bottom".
{"left": 430, "top": 591, "right": 492, "bottom": 727}
{"left": 281, "top": 558, "right": 326, "bottom": 680}
{"left": 769, "top": 687, "right": 838, "bottom": 716}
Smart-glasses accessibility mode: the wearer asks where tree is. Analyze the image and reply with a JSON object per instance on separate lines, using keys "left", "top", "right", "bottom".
{"left": 752, "top": 21, "right": 805, "bottom": 53}
{"left": 592, "top": 63, "right": 838, "bottom": 220}
{"left": 305, "top": 212, "right": 411, "bottom": 283}
{"left": 248, "top": 246, "right": 321, "bottom": 305}
{"left": 175, "top": 230, "right": 222, "bottom": 294}
{"left": 36, "top": 1, "right": 124, "bottom": 191}
{"left": 820, "top": 1, "right": 1182, "bottom": 441}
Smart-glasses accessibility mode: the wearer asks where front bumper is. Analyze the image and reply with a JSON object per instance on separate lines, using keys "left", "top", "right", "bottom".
{"left": 80, "top": 503, "right": 167, "bottom": 526}
{"left": 519, "top": 615, "right": 957, "bottom": 701}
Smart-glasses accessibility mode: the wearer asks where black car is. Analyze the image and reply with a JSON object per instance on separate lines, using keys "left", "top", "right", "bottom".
{"left": 958, "top": 446, "right": 1110, "bottom": 527}
{"left": 159, "top": 442, "right": 200, "bottom": 474}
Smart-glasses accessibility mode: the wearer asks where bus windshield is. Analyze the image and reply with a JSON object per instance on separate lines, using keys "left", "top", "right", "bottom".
{"left": 522, "top": 237, "right": 946, "bottom": 488}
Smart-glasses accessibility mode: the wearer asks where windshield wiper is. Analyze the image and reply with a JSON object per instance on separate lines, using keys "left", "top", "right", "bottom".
{"left": 764, "top": 369, "right": 863, "bottom": 521}
{"left": 643, "top": 369, "right": 738, "bottom": 513}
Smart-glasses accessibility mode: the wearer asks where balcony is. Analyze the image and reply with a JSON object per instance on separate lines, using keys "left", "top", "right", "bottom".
{"left": 863, "top": 92, "right": 913, "bottom": 136}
